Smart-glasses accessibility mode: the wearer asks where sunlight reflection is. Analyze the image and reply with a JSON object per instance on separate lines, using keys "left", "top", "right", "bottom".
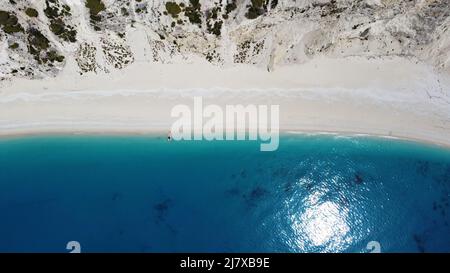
{"left": 290, "top": 190, "right": 353, "bottom": 252}
{"left": 303, "top": 201, "right": 349, "bottom": 247}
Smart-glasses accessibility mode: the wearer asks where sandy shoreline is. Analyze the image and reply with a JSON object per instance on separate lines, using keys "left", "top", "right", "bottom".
{"left": 1, "top": 130, "right": 449, "bottom": 151}
{"left": 1, "top": 57, "right": 450, "bottom": 147}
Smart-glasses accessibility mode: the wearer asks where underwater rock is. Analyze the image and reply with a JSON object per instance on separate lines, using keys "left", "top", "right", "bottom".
{"left": 112, "top": 192, "right": 122, "bottom": 201}
{"left": 244, "top": 186, "right": 269, "bottom": 206}
{"left": 416, "top": 160, "right": 430, "bottom": 176}
{"left": 154, "top": 198, "right": 172, "bottom": 221}
{"left": 283, "top": 181, "right": 294, "bottom": 193}
{"left": 354, "top": 173, "right": 364, "bottom": 185}
{"left": 139, "top": 244, "right": 152, "bottom": 253}
{"left": 432, "top": 194, "right": 449, "bottom": 220}
{"left": 249, "top": 187, "right": 268, "bottom": 200}
{"left": 441, "top": 166, "right": 450, "bottom": 183}
{"left": 413, "top": 234, "right": 426, "bottom": 253}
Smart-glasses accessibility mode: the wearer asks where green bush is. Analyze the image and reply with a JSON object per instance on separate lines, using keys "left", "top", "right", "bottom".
{"left": 0, "top": 10, "right": 24, "bottom": 34}
{"left": 85, "top": 0, "right": 105, "bottom": 16}
{"left": 9, "top": 42, "right": 19, "bottom": 49}
{"left": 25, "top": 8, "right": 39, "bottom": 17}
{"left": 165, "top": 2, "right": 181, "bottom": 17}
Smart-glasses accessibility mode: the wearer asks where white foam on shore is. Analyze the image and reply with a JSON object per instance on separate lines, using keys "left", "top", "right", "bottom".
{"left": 284, "top": 130, "right": 422, "bottom": 146}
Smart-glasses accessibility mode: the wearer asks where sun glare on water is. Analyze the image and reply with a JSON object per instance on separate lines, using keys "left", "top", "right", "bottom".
{"left": 289, "top": 190, "right": 353, "bottom": 252}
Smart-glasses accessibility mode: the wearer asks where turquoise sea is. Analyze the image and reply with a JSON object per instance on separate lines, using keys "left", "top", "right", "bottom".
{"left": 0, "top": 135, "right": 449, "bottom": 253}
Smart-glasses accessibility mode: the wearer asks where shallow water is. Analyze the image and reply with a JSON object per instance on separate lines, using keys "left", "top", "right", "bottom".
{"left": 0, "top": 135, "right": 449, "bottom": 252}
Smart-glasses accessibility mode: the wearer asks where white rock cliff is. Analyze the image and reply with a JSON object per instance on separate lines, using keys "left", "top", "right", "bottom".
{"left": 0, "top": 0, "right": 449, "bottom": 81}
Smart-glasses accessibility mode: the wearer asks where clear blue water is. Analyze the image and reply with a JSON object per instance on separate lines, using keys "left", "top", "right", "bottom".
{"left": 0, "top": 135, "right": 449, "bottom": 253}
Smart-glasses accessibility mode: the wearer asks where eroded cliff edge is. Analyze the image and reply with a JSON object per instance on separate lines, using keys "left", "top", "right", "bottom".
{"left": 0, "top": 0, "right": 449, "bottom": 82}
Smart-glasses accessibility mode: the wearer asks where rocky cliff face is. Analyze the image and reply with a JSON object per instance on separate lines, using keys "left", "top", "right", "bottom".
{"left": 0, "top": 0, "right": 449, "bottom": 81}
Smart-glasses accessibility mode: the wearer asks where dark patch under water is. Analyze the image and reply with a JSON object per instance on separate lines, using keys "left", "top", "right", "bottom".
{"left": 0, "top": 135, "right": 449, "bottom": 252}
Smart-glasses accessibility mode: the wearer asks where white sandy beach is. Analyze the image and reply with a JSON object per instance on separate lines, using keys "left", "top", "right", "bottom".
{"left": 1, "top": 56, "right": 450, "bottom": 147}
{"left": 0, "top": 0, "right": 449, "bottom": 148}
